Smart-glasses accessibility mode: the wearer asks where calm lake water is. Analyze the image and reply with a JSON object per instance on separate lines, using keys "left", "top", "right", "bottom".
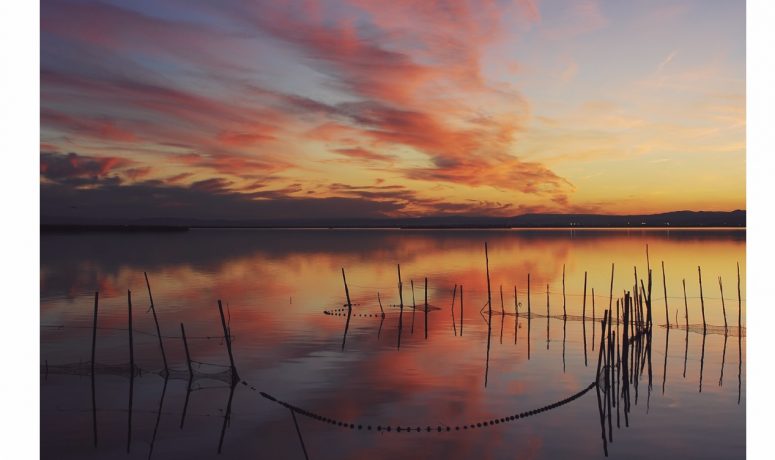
{"left": 40, "top": 229, "right": 746, "bottom": 459}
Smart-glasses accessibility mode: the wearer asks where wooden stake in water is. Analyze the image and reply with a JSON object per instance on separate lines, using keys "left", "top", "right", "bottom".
{"left": 662, "top": 262, "right": 669, "bottom": 328}
{"left": 144, "top": 272, "right": 168, "bottom": 375}
{"left": 514, "top": 285, "right": 518, "bottom": 344}
{"left": 411, "top": 280, "right": 416, "bottom": 334}
{"left": 180, "top": 323, "right": 193, "bottom": 378}
{"left": 127, "top": 290, "right": 134, "bottom": 375}
{"left": 397, "top": 264, "right": 404, "bottom": 349}
{"left": 460, "top": 285, "right": 464, "bottom": 336}
{"left": 719, "top": 276, "right": 728, "bottom": 334}
{"left": 562, "top": 264, "right": 567, "bottom": 319}
{"left": 682, "top": 279, "right": 689, "bottom": 330}
{"left": 736, "top": 263, "right": 742, "bottom": 405}
{"left": 640, "top": 279, "right": 649, "bottom": 332}
{"left": 217, "top": 300, "right": 238, "bottom": 381}
{"left": 485, "top": 243, "right": 492, "bottom": 318}
{"left": 546, "top": 283, "right": 550, "bottom": 349}
{"left": 609, "top": 263, "right": 615, "bottom": 314}
{"left": 424, "top": 277, "right": 429, "bottom": 340}
{"left": 647, "top": 269, "right": 653, "bottom": 329}
{"left": 451, "top": 284, "right": 458, "bottom": 336}
{"left": 698, "top": 266, "right": 706, "bottom": 333}
{"left": 595, "top": 310, "right": 609, "bottom": 382}
{"left": 646, "top": 244, "right": 650, "bottom": 276}
{"left": 527, "top": 273, "right": 532, "bottom": 319}
{"left": 527, "top": 273, "right": 531, "bottom": 359}
{"left": 633, "top": 265, "right": 639, "bottom": 322}
{"left": 582, "top": 272, "right": 588, "bottom": 320}
{"left": 91, "top": 291, "right": 99, "bottom": 375}
{"left": 737, "top": 262, "right": 742, "bottom": 331}
{"left": 341, "top": 268, "right": 352, "bottom": 312}
{"left": 592, "top": 288, "right": 596, "bottom": 351}
{"left": 500, "top": 284, "right": 506, "bottom": 345}
{"left": 638, "top": 284, "right": 645, "bottom": 333}
{"left": 500, "top": 284, "right": 505, "bottom": 315}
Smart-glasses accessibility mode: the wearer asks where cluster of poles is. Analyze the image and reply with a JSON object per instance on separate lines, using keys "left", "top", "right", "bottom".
{"left": 337, "top": 243, "right": 744, "bottom": 390}
{"left": 89, "top": 273, "right": 239, "bottom": 381}
{"left": 80, "top": 273, "right": 241, "bottom": 455}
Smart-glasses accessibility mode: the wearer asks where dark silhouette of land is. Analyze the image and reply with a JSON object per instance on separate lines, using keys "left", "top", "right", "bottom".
{"left": 41, "top": 210, "right": 745, "bottom": 232}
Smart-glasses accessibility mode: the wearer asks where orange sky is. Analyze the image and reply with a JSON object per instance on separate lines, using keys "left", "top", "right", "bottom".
{"left": 40, "top": 1, "right": 745, "bottom": 220}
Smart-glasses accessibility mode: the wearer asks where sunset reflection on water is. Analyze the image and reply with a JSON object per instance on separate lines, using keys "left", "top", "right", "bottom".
{"left": 41, "top": 229, "right": 745, "bottom": 459}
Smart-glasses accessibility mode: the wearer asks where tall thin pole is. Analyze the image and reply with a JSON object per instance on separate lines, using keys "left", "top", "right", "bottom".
{"left": 646, "top": 269, "right": 653, "bottom": 330}
{"left": 451, "top": 284, "right": 458, "bottom": 336}
{"left": 341, "top": 268, "right": 352, "bottom": 311}
{"left": 411, "top": 280, "right": 416, "bottom": 334}
{"left": 634, "top": 266, "right": 639, "bottom": 328}
{"left": 662, "top": 262, "right": 669, "bottom": 328}
{"left": 180, "top": 323, "right": 193, "bottom": 378}
{"left": 582, "top": 272, "right": 587, "bottom": 320}
{"left": 595, "top": 310, "right": 609, "bottom": 382}
{"left": 500, "top": 284, "right": 506, "bottom": 344}
{"left": 646, "top": 244, "right": 650, "bottom": 275}
{"left": 719, "top": 277, "right": 728, "bottom": 334}
{"left": 546, "top": 283, "right": 550, "bottom": 349}
{"left": 217, "top": 300, "right": 238, "bottom": 381}
{"left": 527, "top": 273, "right": 531, "bottom": 359}
{"left": 683, "top": 279, "right": 689, "bottom": 329}
{"left": 500, "top": 285, "right": 505, "bottom": 315}
{"left": 460, "top": 285, "right": 464, "bottom": 335}
{"left": 527, "top": 273, "right": 531, "bottom": 319}
{"left": 609, "top": 264, "right": 615, "bottom": 317}
{"left": 562, "top": 264, "right": 567, "bottom": 318}
{"left": 485, "top": 243, "right": 492, "bottom": 318}
{"left": 91, "top": 291, "right": 99, "bottom": 375}
{"left": 592, "top": 288, "right": 597, "bottom": 351}
{"left": 397, "top": 264, "right": 404, "bottom": 349}
{"left": 290, "top": 409, "right": 309, "bottom": 460}
{"left": 424, "top": 277, "right": 429, "bottom": 340}
{"left": 737, "top": 262, "right": 742, "bottom": 405}
{"left": 127, "top": 290, "right": 134, "bottom": 375}
{"left": 144, "top": 272, "right": 168, "bottom": 375}
{"left": 737, "top": 262, "right": 742, "bottom": 331}
{"left": 698, "top": 266, "right": 706, "bottom": 333}
{"left": 514, "top": 285, "right": 518, "bottom": 344}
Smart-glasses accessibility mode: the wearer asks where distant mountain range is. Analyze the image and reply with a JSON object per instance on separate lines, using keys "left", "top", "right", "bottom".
{"left": 41, "top": 210, "right": 745, "bottom": 230}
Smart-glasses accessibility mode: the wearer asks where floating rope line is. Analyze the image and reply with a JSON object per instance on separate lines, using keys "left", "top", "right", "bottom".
{"left": 42, "top": 361, "right": 235, "bottom": 383}
{"left": 257, "top": 381, "right": 597, "bottom": 434}
{"left": 319, "top": 309, "right": 747, "bottom": 337}
{"left": 39, "top": 324, "right": 233, "bottom": 340}
{"left": 660, "top": 323, "right": 746, "bottom": 337}
{"left": 342, "top": 282, "right": 745, "bottom": 303}
{"left": 323, "top": 303, "right": 440, "bottom": 317}
{"left": 324, "top": 311, "right": 384, "bottom": 318}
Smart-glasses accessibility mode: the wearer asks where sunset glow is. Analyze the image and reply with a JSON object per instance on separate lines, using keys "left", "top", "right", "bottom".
{"left": 40, "top": 0, "right": 745, "bottom": 220}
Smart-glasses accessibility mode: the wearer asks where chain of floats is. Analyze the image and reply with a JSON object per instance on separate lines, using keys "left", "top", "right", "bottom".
{"left": 258, "top": 380, "right": 597, "bottom": 433}
{"left": 323, "top": 304, "right": 439, "bottom": 318}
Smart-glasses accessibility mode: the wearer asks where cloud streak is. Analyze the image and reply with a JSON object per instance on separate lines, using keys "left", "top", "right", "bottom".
{"left": 39, "top": 0, "right": 745, "bottom": 218}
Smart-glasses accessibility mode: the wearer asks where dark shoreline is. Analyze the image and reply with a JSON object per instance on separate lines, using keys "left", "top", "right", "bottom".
{"left": 41, "top": 224, "right": 746, "bottom": 233}
{"left": 41, "top": 224, "right": 190, "bottom": 233}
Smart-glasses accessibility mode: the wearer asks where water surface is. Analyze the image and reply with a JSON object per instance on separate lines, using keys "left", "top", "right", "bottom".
{"left": 40, "top": 229, "right": 746, "bottom": 459}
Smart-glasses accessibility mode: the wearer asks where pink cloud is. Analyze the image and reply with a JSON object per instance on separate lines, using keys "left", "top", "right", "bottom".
{"left": 41, "top": 108, "right": 137, "bottom": 143}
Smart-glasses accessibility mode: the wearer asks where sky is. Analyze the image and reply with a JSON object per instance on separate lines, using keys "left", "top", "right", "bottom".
{"left": 40, "top": 0, "right": 746, "bottom": 222}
